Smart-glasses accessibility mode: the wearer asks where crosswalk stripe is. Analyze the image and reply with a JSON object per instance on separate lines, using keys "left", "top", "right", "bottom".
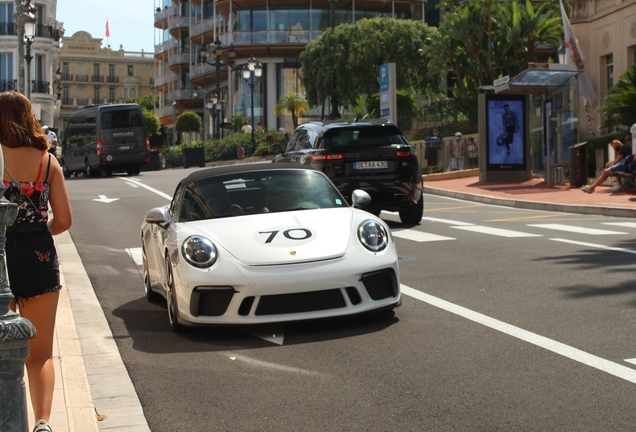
{"left": 126, "top": 247, "right": 143, "bottom": 266}
{"left": 527, "top": 224, "right": 625, "bottom": 235}
{"left": 421, "top": 217, "right": 474, "bottom": 226}
{"left": 453, "top": 225, "right": 542, "bottom": 238}
{"left": 551, "top": 238, "right": 636, "bottom": 254}
{"left": 392, "top": 229, "right": 455, "bottom": 242}
{"left": 602, "top": 222, "right": 636, "bottom": 229}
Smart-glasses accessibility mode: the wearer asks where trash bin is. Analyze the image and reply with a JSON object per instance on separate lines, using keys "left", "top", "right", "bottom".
{"left": 569, "top": 141, "right": 587, "bottom": 188}
{"left": 425, "top": 146, "right": 438, "bottom": 167}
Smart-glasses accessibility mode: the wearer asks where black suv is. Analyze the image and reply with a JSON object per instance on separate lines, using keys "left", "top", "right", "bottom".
{"left": 271, "top": 119, "right": 423, "bottom": 224}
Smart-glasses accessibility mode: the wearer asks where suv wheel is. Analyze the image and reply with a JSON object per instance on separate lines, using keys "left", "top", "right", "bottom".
{"left": 399, "top": 195, "right": 423, "bottom": 225}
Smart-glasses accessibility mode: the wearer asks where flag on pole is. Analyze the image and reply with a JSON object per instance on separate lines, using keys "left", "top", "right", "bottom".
{"left": 105, "top": 20, "right": 111, "bottom": 39}
{"left": 558, "top": 0, "right": 596, "bottom": 106}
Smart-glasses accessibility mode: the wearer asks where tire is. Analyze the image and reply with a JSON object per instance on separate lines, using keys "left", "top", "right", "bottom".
{"left": 85, "top": 159, "right": 100, "bottom": 178}
{"left": 104, "top": 169, "right": 113, "bottom": 176}
{"left": 127, "top": 167, "right": 140, "bottom": 176}
{"left": 399, "top": 194, "right": 423, "bottom": 225}
{"left": 165, "top": 256, "right": 185, "bottom": 333}
{"left": 142, "top": 245, "right": 160, "bottom": 302}
{"left": 62, "top": 160, "right": 71, "bottom": 179}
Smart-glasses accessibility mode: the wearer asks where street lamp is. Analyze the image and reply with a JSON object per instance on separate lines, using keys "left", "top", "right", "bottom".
{"left": 206, "top": 93, "right": 217, "bottom": 142}
{"left": 12, "top": 0, "right": 36, "bottom": 95}
{"left": 242, "top": 56, "right": 262, "bottom": 153}
{"left": 23, "top": 3, "right": 36, "bottom": 99}
{"left": 172, "top": 100, "right": 177, "bottom": 147}
{"left": 200, "top": 38, "right": 235, "bottom": 139}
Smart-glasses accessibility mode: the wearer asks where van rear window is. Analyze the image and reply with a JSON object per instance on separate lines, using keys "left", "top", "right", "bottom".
{"left": 101, "top": 109, "right": 144, "bottom": 130}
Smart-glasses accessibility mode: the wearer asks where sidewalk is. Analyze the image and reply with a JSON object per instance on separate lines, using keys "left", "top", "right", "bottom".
{"left": 30, "top": 171, "right": 635, "bottom": 432}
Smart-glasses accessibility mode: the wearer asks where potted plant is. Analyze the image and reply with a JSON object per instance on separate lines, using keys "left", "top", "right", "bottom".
{"left": 176, "top": 111, "right": 204, "bottom": 168}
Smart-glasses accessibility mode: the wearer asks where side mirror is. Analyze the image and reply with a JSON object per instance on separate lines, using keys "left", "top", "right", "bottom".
{"left": 268, "top": 143, "right": 280, "bottom": 154}
{"left": 144, "top": 207, "right": 169, "bottom": 225}
{"left": 351, "top": 189, "right": 371, "bottom": 208}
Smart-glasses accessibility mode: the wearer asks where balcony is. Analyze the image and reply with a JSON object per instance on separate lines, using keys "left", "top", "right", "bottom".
{"left": 156, "top": 105, "right": 176, "bottom": 124}
{"left": 0, "top": 22, "right": 15, "bottom": 35}
{"left": 215, "top": 30, "right": 324, "bottom": 57}
{"left": 0, "top": 79, "right": 17, "bottom": 92}
{"left": 106, "top": 75, "right": 119, "bottom": 83}
{"left": 190, "top": 15, "right": 226, "bottom": 43}
{"left": 189, "top": 62, "right": 232, "bottom": 87}
{"left": 168, "top": 52, "right": 193, "bottom": 73}
{"left": 154, "top": 5, "right": 178, "bottom": 29}
{"left": 32, "top": 81, "right": 50, "bottom": 94}
{"left": 36, "top": 24, "right": 63, "bottom": 41}
{"left": 76, "top": 74, "right": 89, "bottom": 82}
{"left": 154, "top": 72, "right": 178, "bottom": 92}
{"left": 92, "top": 75, "right": 104, "bottom": 83}
{"left": 155, "top": 38, "right": 178, "bottom": 61}
{"left": 122, "top": 76, "right": 141, "bottom": 86}
{"left": 168, "top": 16, "right": 191, "bottom": 38}
{"left": 61, "top": 73, "right": 73, "bottom": 81}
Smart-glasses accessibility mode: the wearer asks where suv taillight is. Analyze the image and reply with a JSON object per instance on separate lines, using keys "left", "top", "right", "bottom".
{"left": 145, "top": 136, "right": 150, "bottom": 151}
{"left": 310, "top": 154, "right": 342, "bottom": 161}
{"left": 397, "top": 150, "right": 411, "bottom": 157}
{"left": 96, "top": 140, "right": 102, "bottom": 156}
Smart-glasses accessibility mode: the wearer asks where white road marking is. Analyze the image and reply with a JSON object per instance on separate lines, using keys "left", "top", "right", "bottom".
{"left": 625, "top": 359, "right": 636, "bottom": 366}
{"left": 527, "top": 224, "right": 625, "bottom": 235}
{"left": 125, "top": 247, "right": 143, "bottom": 266}
{"left": 453, "top": 225, "right": 542, "bottom": 238}
{"left": 550, "top": 238, "right": 636, "bottom": 255}
{"left": 222, "top": 353, "right": 326, "bottom": 376}
{"left": 93, "top": 194, "right": 119, "bottom": 203}
{"left": 120, "top": 177, "right": 172, "bottom": 200}
{"left": 603, "top": 222, "right": 636, "bottom": 229}
{"left": 401, "top": 285, "right": 636, "bottom": 385}
{"left": 392, "top": 229, "right": 455, "bottom": 243}
{"left": 421, "top": 217, "right": 474, "bottom": 226}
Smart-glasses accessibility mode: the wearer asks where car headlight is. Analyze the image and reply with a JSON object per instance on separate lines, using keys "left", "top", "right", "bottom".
{"left": 181, "top": 236, "right": 218, "bottom": 268}
{"left": 357, "top": 219, "right": 389, "bottom": 252}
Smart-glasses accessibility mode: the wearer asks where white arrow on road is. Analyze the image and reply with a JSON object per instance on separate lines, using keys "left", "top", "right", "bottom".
{"left": 93, "top": 195, "right": 119, "bottom": 203}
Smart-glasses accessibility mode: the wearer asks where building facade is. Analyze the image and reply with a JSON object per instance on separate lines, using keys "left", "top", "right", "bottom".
{"left": 57, "top": 31, "right": 155, "bottom": 134}
{"left": 153, "top": 0, "right": 439, "bottom": 139}
{"left": 0, "top": 0, "right": 63, "bottom": 126}
{"left": 568, "top": 0, "right": 636, "bottom": 139}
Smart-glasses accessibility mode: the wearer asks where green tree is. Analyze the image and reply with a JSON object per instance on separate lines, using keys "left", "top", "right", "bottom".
{"left": 274, "top": 93, "right": 310, "bottom": 129}
{"left": 425, "top": 0, "right": 562, "bottom": 115}
{"left": 598, "top": 64, "right": 636, "bottom": 131}
{"left": 176, "top": 111, "right": 202, "bottom": 134}
{"left": 300, "top": 17, "right": 441, "bottom": 117}
{"left": 126, "top": 94, "right": 157, "bottom": 111}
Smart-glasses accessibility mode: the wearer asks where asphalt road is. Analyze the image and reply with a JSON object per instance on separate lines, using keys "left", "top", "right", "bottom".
{"left": 65, "top": 169, "right": 636, "bottom": 431}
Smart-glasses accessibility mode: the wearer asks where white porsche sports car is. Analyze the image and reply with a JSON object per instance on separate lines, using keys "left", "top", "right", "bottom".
{"left": 141, "top": 163, "right": 401, "bottom": 331}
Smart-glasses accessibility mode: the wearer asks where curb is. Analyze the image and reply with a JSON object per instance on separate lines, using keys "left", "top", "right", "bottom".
{"left": 423, "top": 185, "right": 636, "bottom": 218}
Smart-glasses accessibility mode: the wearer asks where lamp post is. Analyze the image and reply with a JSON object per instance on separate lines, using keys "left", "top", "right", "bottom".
{"left": 0, "top": 146, "right": 36, "bottom": 431}
{"left": 171, "top": 100, "right": 177, "bottom": 147}
{"left": 23, "top": 9, "right": 36, "bottom": 99}
{"left": 13, "top": 1, "right": 36, "bottom": 97}
{"left": 200, "top": 38, "right": 235, "bottom": 140}
{"left": 243, "top": 56, "right": 262, "bottom": 153}
{"left": 207, "top": 93, "right": 217, "bottom": 142}
{"left": 328, "top": 0, "right": 339, "bottom": 119}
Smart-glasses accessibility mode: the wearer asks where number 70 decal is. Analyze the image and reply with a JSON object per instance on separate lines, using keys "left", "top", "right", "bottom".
{"left": 259, "top": 228, "right": 313, "bottom": 244}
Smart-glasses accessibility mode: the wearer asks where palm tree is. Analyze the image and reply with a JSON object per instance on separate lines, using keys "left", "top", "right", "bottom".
{"left": 274, "top": 93, "right": 310, "bottom": 129}
{"left": 598, "top": 64, "right": 636, "bottom": 131}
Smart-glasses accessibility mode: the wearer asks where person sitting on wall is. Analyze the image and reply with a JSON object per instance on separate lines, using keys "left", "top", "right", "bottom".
{"left": 581, "top": 139, "right": 633, "bottom": 194}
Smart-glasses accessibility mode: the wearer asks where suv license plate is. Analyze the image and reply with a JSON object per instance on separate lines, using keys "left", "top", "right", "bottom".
{"left": 118, "top": 145, "right": 131, "bottom": 150}
{"left": 354, "top": 161, "right": 388, "bottom": 170}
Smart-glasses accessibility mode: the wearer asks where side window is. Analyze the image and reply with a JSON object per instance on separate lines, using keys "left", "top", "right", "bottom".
{"left": 285, "top": 129, "right": 302, "bottom": 152}
{"left": 169, "top": 185, "right": 183, "bottom": 221}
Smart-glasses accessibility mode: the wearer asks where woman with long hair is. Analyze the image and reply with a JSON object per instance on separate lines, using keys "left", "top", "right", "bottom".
{"left": 1, "top": 91, "right": 72, "bottom": 432}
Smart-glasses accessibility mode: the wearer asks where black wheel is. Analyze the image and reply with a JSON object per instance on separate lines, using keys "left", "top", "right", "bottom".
{"left": 62, "top": 160, "right": 71, "bottom": 178}
{"left": 142, "top": 246, "right": 160, "bottom": 302}
{"left": 165, "top": 256, "right": 184, "bottom": 333}
{"left": 85, "top": 159, "right": 100, "bottom": 178}
{"left": 399, "top": 194, "right": 423, "bottom": 225}
{"left": 104, "top": 169, "right": 113, "bottom": 176}
{"left": 127, "top": 167, "right": 140, "bottom": 176}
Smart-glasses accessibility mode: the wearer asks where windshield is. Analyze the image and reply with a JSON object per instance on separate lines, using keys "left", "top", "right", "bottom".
{"left": 101, "top": 109, "right": 144, "bottom": 130}
{"left": 323, "top": 126, "right": 408, "bottom": 149}
{"left": 179, "top": 170, "right": 348, "bottom": 221}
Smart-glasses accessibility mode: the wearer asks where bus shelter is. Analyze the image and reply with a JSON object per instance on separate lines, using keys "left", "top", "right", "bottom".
{"left": 478, "top": 65, "right": 582, "bottom": 185}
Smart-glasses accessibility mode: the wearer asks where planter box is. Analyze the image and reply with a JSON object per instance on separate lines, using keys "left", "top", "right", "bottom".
{"left": 182, "top": 147, "right": 205, "bottom": 168}
{"left": 141, "top": 151, "right": 162, "bottom": 171}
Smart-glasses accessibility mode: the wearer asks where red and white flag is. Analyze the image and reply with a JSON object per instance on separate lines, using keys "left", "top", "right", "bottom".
{"left": 105, "top": 20, "right": 111, "bottom": 38}
{"left": 559, "top": 0, "right": 596, "bottom": 105}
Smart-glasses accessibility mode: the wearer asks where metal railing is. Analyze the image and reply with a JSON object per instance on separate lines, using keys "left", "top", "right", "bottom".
{"left": 0, "top": 80, "right": 17, "bottom": 92}
{"left": 31, "top": 81, "right": 50, "bottom": 94}
{"left": 92, "top": 75, "right": 104, "bottom": 82}
{"left": 61, "top": 73, "right": 73, "bottom": 81}
{"left": 106, "top": 76, "right": 119, "bottom": 83}
{"left": 76, "top": 74, "right": 89, "bottom": 82}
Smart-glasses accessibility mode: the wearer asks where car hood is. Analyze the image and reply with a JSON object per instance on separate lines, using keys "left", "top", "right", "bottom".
{"left": 185, "top": 208, "right": 354, "bottom": 265}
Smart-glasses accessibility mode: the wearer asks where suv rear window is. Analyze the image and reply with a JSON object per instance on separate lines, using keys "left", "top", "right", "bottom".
{"left": 101, "top": 109, "right": 144, "bottom": 130}
{"left": 323, "top": 126, "right": 408, "bottom": 149}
